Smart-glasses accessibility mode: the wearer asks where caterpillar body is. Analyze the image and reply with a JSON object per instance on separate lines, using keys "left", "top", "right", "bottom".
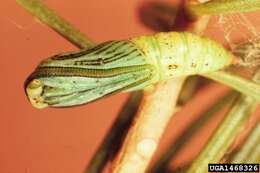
{"left": 25, "top": 32, "right": 233, "bottom": 108}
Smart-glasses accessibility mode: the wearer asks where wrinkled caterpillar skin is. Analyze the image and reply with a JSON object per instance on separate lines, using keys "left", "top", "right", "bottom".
{"left": 131, "top": 32, "right": 232, "bottom": 80}
{"left": 25, "top": 32, "right": 232, "bottom": 108}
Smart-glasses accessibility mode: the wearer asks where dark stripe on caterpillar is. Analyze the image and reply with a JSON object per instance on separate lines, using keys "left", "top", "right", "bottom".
{"left": 73, "top": 49, "right": 141, "bottom": 66}
{"left": 29, "top": 65, "right": 154, "bottom": 79}
{"left": 45, "top": 68, "right": 153, "bottom": 107}
{"left": 51, "top": 41, "right": 117, "bottom": 60}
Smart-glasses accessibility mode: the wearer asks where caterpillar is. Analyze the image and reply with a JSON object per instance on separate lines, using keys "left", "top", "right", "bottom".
{"left": 25, "top": 32, "right": 233, "bottom": 108}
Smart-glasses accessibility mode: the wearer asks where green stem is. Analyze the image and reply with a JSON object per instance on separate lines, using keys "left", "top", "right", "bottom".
{"left": 187, "top": 0, "right": 260, "bottom": 17}
{"left": 203, "top": 71, "right": 260, "bottom": 102}
{"left": 186, "top": 95, "right": 257, "bottom": 173}
{"left": 231, "top": 122, "right": 260, "bottom": 163}
{"left": 150, "top": 91, "right": 236, "bottom": 173}
{"left": 16, "top": 0, "right": 94, "bottom": 49}
{"left": 229, "top": 70, "right": 260, "bottom": 163}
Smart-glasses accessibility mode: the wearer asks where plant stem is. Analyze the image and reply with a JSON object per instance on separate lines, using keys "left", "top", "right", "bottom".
{"left": 150, "top": 90, "right": 236, "bottom": 173}
{"left": 16, "top": 0, "right": 94, "bottom": 48}
{"left": 187, "top": 0, "right": 260, "bottom": 17}
{"left": 190, "top": 66, "right": 260, "bottom": 172}
{"left": 229, "top": 70, "right": 260, "bottom": 163}
{"left": 187, "top": 71, "right": 260, "bottom": 173}
{"left": 203, "top": 71, "right": 260, "bottom": 102}
{"left": 111, "top": 78, "right": 186, "bottom": 173}
{"left": 186, "top": 94, "right": 257, "bottom": 173}
{"left": 231, "top": 122, "right": 260, "bottom": 163}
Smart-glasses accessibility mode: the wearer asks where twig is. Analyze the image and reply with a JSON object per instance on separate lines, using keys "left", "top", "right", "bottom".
{"left": 150, "top": 90, "right": 236, "bottom": 173}
{"left": 187, "top": 0, "right": 260, "bottom": 17}
{"left": 186, "top": 94, "right": 257, "bottom": 173}
{"left": 111, "top": 78, "right": 186, "bottom": 173}
{"left": 16, "top": 0, "right": 94, "bottom": 48}
{"left": 231, "top": 122, "right": 260, "bottom": 163}
{"left": 203, "top": 71, "right": 260, "bottom": 102}
{"left": 229, "top": 71, "right": 260, "bottom": 163}
{"left": 186, "top": 71, "right": 260, "bottom": 173}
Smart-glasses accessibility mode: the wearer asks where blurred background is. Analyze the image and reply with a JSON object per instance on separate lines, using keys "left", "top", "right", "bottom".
{"left": 1, "top": 0, "right": 260, "bottom": 172}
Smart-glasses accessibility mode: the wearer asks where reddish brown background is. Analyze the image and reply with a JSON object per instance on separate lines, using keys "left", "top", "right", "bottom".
{"left": 1, "top": 0, "right": 260, "bottom": 173}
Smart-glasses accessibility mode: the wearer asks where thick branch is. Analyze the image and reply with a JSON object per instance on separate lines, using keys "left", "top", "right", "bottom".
{"left": 111, "top": 78, "right": 185, "bottom": 173}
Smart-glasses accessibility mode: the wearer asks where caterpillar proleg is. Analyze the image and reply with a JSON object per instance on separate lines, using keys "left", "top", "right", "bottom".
{"left": 25, "top": 32, "right": 233, "bottom": 108}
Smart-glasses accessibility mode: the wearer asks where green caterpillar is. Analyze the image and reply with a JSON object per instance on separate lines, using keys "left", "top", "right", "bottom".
{"left": 25, "top": 32, "right": 233, "bottom": 108}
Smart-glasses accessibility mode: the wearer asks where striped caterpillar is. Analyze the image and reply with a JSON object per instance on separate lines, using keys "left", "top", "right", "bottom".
{"left": 25, "top": 32, "right": 233, "bottom": 108}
